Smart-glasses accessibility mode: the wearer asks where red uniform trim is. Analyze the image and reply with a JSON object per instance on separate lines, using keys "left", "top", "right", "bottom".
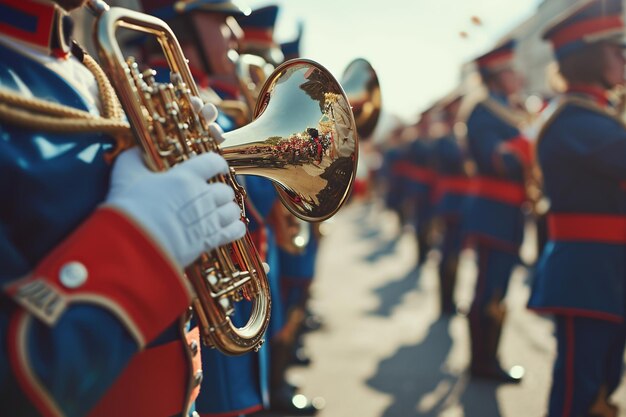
{"left": 432, "top": 176, "right": 471, "bottom": 203}
{"left": 476, "top": 50, "right": 513, "bottom": 70}
{"left": 9, "top": 312, "right": 64, "bottom": 417}
{"left": 467, "top": 176, "right": 526, "bottom": 206}
{"left": 0, "top": 0, "right": 55, "bottom": 52}
{"left": 393, "top": 161, "right": 436, "bottom": 184}
{"left": 242, "top": 28, "right": 274, "bottom": 44}
{"left": 567, "top": 84, "right": 609, "bottom": 107}
{"left": 88, "top": 327, "right": 201, "bottom": 417}
{"left": 548, "top": 214, "right": 626, "bottom": 244}
{"left": 4, "top": 208, "right": 192, "bottom": 347}
{"left": 550, "top": 16, "right": 623, "bottom": 49}
{"left": 529, "top": 307, "right": 623, "bottom": 323}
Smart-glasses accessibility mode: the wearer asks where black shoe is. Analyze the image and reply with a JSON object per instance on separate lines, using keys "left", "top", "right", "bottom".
{"left": 470, "top": 364, "right": 524, "bottom": 384}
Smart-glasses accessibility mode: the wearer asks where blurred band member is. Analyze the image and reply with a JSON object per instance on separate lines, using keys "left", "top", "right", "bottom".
{"left": 431, "top": 93, "right": 471, "bottom": 315}
{"left": 529, "top": 0, "right": 626, "bottom": 415}
{"left": 464, "top": 39, "right": 531, "bottom": 383}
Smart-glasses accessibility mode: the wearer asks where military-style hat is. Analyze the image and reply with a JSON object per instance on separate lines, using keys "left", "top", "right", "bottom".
{"left": 236, "top": 5, "right": 284, "bottom": 65}
{"left": 280, "top": 23, "right": 303, "bottom": 60}
{"left": 142, "top": 0, "right": 251, "bottom": 21}
{"left": 543, "top": 0, "right": 624, "bottom": 59}
{"left": 475, "top": 39, "right": 516, "bottom": 74}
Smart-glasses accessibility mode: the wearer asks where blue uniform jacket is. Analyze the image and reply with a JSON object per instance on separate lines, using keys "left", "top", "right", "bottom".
{"left": 405, "top": 138, "right": 434, "bottom": 205}
{"left": 0, "top": 43, "right": 195, "bottom": 417}
{"left": 432, "top": 134, "right": 469, "bottom": 218}
{"left": 528, "top": 93, "right": 626, "bottom": 322}
{"left": 463, "top": 94, "right": 527, "bottom": 250}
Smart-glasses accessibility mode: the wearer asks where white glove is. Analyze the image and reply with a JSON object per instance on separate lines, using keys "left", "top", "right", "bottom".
{"left": 106, "top": 147, "right": 246, "bottom": 269}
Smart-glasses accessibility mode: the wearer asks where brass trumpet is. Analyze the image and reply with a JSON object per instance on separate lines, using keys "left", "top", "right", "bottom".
{"left": 341, "top": 58, "right": 381, "bottom": 139}
{"left": 88, "top": 0, "right": 358, "bottom": 354}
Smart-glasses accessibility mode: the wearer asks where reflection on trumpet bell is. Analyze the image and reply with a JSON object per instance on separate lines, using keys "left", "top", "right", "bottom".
{"left": 222, "top": 59, "right": 359, "bottom": 222}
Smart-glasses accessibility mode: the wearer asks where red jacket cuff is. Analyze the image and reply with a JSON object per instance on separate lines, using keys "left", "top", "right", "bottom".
{"left": 4, "top": 207, "right": 193, "bottom": 347}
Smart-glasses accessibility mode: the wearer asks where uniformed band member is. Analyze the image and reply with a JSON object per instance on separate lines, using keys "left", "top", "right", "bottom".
{"left": 463, "top": 39, "right": 531, "bottom": 383}
{"left": 528, "top": 0, "right": 626, "bottom": 415}
{"left": 0, "top": 0, "right": 246, "bottom": 416}
{"left": 394, "top": 109, "right": 437, "bottom": 265}
{"left": 380, "top": 125, "right": 410, "bottom": 225}
{"left": 431, "top": 93, "right": 470, "bottom": 315}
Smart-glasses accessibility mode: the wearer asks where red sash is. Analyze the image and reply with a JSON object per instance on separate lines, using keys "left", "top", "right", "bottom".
{"left": 432, "top": 176, "right": 472, "bottom": 203}
{"left": 548, "top": 214, "right": 626, "bottom": 243}
{"left": 393, "top": 161, "right": 436, "bottom": 184}
{"left": 468, "top": 176, "right": 526, "bottom": 205}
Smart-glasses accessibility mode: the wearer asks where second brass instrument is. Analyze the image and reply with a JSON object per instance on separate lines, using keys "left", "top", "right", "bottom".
{"left": 88, "top": 0, "right": 358, "bottom": 354}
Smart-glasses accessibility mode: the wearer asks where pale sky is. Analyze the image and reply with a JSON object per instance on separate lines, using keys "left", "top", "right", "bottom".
{"left": 245, "top": 0, "right": 543, "bottom": 123}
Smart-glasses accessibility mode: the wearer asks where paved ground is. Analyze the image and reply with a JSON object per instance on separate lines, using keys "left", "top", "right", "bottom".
{"left": 286, "top": 199, "right": 626, "bottom": 417}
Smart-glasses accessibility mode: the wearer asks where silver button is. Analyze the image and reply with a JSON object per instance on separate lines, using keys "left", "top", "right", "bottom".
{"left": 193, "top": 370, "right": 203, "bottom": 387}
{"left": 189, "top": 340, "right": 199, "bottom": 357}
{"left": 59, "top": 262, "right": 88, "bottom": 289}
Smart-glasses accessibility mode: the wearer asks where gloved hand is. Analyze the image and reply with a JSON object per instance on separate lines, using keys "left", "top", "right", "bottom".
{"left": 106, "top": 147, "right": 246, "bottom": 269}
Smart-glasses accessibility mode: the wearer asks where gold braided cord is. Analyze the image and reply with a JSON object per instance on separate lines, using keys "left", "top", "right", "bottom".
{"left": 0, "top": 101, "right": 130, "bottom": 135}
{"left": 0, "top": 87, "right": 100, "bottom": 120}
{"left": 83, "top": 54, "right": 124, "bottom": 121}
{"left": 0, "top": 51, "right": 134, "bottom": 159}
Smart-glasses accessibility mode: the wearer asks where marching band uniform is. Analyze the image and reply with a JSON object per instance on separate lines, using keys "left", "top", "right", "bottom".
{"left": 395, "top": 111, "right": 437, "bottom": 265}
{"left": 431, "top": 95, "right": 470, "bottom": 315}
{"left": 0, "top": 0, "right": 246, "bottom": 416}
{"left": 463, "top": 40, "right": 531, "bottom": 383}
{"left": 528, "top": 1, "right": 626, "bottom": 415}
{"left": 381, "top": 132, "right": 408, "bottom": 224}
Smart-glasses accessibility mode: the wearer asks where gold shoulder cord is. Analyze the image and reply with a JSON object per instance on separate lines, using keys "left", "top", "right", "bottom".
{"left": 0, "top": 44, "right": 132, "bottom": 163}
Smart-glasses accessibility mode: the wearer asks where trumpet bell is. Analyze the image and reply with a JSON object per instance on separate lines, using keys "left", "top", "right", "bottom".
{"left": 222, "top": 59, "right": 359, "bottom": 222}
{"left": 341, "top": 58, "right": 381, "bottom": 139}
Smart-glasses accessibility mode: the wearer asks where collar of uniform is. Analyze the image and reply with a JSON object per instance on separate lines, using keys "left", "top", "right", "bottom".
{"left": 566, "top": 84, "right": 609, "bottom": 107}
{"left": 0, "top": 0, "right": 72, "bottom": 58}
